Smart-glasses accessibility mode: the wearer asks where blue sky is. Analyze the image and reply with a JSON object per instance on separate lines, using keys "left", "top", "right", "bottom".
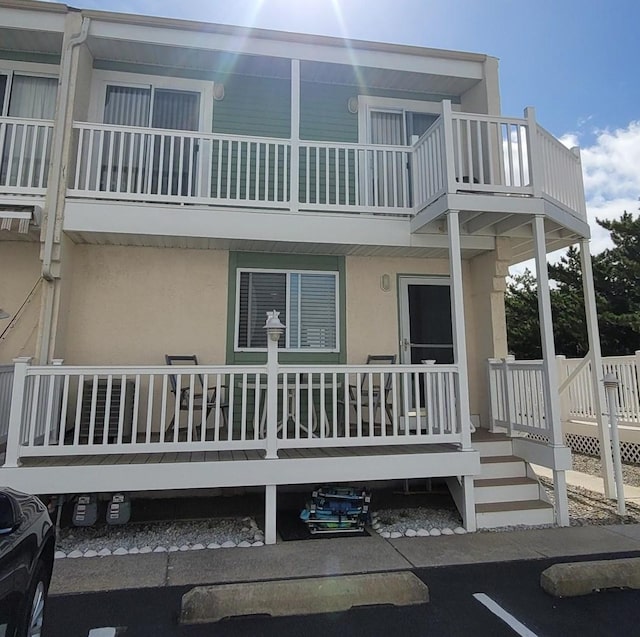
{"left": 66, "top": 0, "right": 640, "bottom": 255}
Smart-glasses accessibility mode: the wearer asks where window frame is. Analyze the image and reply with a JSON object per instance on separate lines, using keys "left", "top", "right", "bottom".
{"left": 357, "top": 95, "right": 460, "bottom": 146}
{"left": 0, "top": 65, "right": 59, "bottom": 119}
{"left": 90, "top": 70, "right": 214, "bottom": 132}
{"left": 234, "top": 267, "right": 340, "bottom": 353}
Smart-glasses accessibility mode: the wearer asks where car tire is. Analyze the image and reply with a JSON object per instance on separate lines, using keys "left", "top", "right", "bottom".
{"left": 15, "top": 560, "right": 48, "bottom": 637}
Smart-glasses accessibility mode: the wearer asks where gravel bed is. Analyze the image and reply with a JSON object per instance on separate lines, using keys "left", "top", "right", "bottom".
{"left": 540, "top": 477, "right": 640, "bottom": 527}
{"left": 371, "top": 506, "right": 465, "bottom": 537}
{"left": 56, "top": 517, "right": 263, "bottom": 558}
{"left": 571, "top": 452, "right": 640, "bottom": 487}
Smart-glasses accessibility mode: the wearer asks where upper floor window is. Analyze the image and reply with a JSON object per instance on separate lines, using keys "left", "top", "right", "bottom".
{"left": 0, "top": 73, "right": 58, "bottom": 119}
{"left": 236, "top": 269, "right": 339, "bottom": 351}
{"left": 103, "top": 85, "right": 200, "bottom": 131}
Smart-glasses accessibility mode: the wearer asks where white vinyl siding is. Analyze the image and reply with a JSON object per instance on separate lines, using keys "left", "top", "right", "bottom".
{"left": 236, "top": 269, "right": 338, "bottom": 352}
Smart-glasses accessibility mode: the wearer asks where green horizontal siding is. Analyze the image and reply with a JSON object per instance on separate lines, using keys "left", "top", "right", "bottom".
{"left": 0, "top": 50, "right": 60, "bottom": 65}
{"left": 213, "top": 75, "right": 290, "bottom": 139}
{"left": 300, "top": 82, "right": 358, "bottom": 143}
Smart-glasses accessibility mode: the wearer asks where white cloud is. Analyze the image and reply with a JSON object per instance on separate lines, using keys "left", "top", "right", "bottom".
{"left": 561, "top": 121, "right": 640, "bottom": 254}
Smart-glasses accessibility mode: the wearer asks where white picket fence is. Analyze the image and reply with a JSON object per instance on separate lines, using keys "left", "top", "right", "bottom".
{"left": 558, "top": 352, "right": 640, "bottom": 425}
{"left": 3, "top": 358, "right": 464, "bottom": 465}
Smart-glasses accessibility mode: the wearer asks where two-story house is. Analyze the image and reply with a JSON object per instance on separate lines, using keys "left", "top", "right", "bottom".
{"left": 0, "top": 0, "right": 610, "bottom": 542}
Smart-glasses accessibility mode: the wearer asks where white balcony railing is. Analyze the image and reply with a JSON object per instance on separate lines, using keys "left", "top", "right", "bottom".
{"left": 0, "top": 108, "right": 587, "bottom": 223}
{"left": 0, "top": 117, "right": 54, "bottom": 194}
{"left": 3, "top": 359, "right": 464, "bottom": 464}
{"left": 488, "top": 358, "right": 553, "bottom": 442}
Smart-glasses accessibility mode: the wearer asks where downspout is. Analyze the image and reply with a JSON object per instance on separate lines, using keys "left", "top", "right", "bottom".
{"left": 42, "top": 16, "right": 90, "bottom": 282}
{"left": 39, "top": 16, "right": 89, "bottom": 364}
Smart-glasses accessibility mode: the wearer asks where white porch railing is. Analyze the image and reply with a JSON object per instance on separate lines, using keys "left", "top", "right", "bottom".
{"left": 488, "top": 358, "right": 553, "bottom": 442}
{"left": 0, "top": 364, "right": 14, "bottom": 442}
{"left": 63, "top": 106, "right": 586, "bottom": 222}
{"left": 3, "top": 358, "right": 465, "bottom": 465}
{"left": 559, "top": 352, "right": 640, "bottom": 425}
{"left": 0, "top": 117, "right": 54, "bottom": 194}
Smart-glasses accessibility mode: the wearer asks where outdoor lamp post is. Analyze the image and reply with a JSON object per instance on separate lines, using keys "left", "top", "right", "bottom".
{"left": 264, "top": 310, "right": 285, "bottom": 460}
{"left": 603, "top": 373, "right": 626, "bottom": 515}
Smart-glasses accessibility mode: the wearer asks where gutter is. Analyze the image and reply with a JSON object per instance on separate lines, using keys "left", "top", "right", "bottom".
{"left": 42, "top": 15, "right": 90, "bottom": 282}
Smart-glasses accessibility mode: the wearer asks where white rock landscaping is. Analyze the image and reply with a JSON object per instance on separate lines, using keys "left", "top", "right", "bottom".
{"left": 55, "top": 517, "right": 263, "bottom": 558}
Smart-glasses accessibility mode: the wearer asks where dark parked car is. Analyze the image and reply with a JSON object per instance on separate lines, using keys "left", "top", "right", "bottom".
{"left": 0, "top": 488, "right": 55, "bottom": 637}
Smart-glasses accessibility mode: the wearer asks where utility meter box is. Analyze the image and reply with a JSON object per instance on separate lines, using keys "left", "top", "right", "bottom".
{"left": 106, "top": 493, "right": 131, "bottom": 525}
{"left": 73, "top": 494, "right": 98, "bottom": 526}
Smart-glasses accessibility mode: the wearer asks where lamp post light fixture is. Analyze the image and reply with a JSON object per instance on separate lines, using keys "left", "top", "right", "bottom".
{"left": 264, "top": 309, "right": 285, "bottom": 343}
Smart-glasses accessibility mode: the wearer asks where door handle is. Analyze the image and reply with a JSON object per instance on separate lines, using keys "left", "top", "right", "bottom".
{"left": 402, "top": 338, "right": 410, "bottom": 351}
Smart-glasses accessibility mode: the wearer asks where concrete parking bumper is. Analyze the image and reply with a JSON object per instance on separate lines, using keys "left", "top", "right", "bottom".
{"left": 180, "top": 572, "right": 430, "bottom": 624}
{"left": 541, "top": 557, "right": 640, "bottom": 597}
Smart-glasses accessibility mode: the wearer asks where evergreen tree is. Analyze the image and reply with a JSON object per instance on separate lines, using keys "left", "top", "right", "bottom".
{"left": 505, "top": 212, "right": 640, "bottom": 358}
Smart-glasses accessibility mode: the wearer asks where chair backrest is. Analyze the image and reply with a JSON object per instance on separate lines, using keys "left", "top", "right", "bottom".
{"left": 363, "top": 354, "right": 397, "bottom": 390}
{"left": 165, "top": 354, "right": 203, "bottom": 394}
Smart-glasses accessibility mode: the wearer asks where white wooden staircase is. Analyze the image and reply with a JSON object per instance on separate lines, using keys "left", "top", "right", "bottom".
{"left": 472, "top": 430, "right": 555, "bottom": 529}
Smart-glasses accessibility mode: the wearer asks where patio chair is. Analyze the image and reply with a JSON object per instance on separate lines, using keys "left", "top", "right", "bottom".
{"left": 340, "top": 354, "right": 397, "bottom": 427}
{"left": 165, "top": 354, "right": 228, "bottom": 437}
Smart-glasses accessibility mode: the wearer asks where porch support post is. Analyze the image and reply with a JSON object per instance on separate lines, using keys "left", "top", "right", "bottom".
{"left": 461, "top": 476, "right": 477, "bottom": 532}
{"left": 447, "top": 210, "right": 472, "bottom": 451}
{"left": 580, "top": 238, "right": 615, "bottom": 497}
{"left": 532, "top": 215, "right": 569, "bottom": 526}
{"left": 265, "top": 484, "right": 277, "bottom": 545}
{"left": 290, "top": 59, "right": 300, "bottom": 213}
{"left": 5, "top": 357, "right": 31, "bottom": 468}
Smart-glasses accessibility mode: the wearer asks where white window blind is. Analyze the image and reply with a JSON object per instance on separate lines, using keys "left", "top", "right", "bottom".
{"left": 237, "top": 270, "right": 338, "bottom": 351}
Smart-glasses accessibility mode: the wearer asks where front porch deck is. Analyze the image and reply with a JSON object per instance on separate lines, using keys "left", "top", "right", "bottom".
{"left": 0, "top": 441, "right": 475, "bottom": 500}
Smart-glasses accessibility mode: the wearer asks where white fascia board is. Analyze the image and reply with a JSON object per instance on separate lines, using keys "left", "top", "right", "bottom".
{"left": 0, "top": 7, "right": 66, "bottom": 33}
{"left": 88, "top": 21, "right": 484, "bottom": 80}
{"left": 63, "top": 201, "right": 495, "bottom": 252}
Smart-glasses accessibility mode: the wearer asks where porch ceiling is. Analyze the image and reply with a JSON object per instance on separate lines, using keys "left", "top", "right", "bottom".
{"left": 87, "top": 36, "right": 478, "bottom": 96}
{"left": 0, "top": 27, "right": 63, "bottom": 58}
{"left": 410, "top": 193, "right": 590, "bottom": 265}
{"left": 63, "top": 230, "right": 489, "bottom": 260}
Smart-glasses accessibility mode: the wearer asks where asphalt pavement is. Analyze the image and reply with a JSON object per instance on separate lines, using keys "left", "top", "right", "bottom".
{"left": 45, "top": 554, "right": 640, "bottom": 637}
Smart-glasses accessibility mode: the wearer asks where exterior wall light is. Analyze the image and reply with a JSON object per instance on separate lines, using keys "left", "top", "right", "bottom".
{"left": 213, "top": 83, "right": 225, "bottom": 101}
{"left": 380, "top": 273, "right": 391, "bottom": 292}
{"left": 264, "top": 309, "right": 286, "bottom": 342}
{"left": 347, "top": 97, "right": 359, "bottom": 114}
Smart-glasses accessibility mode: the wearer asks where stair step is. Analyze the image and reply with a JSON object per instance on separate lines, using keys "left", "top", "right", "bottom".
{"left": 473, "top": 440, "right": 514, "bottom": 457}
{"left": 476, "top": 499, "right": 555, "bottom": 529}
{"left": 479, "top": 455, "right": 527, "bottom": 479}
{"left": 474, "top": 476, "right": 541, "bottom": 504}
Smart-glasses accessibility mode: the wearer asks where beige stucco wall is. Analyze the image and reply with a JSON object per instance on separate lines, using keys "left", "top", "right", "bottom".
{"left": 0, "top": 242, "right": 42, "bottom": 363}
{"left": 62, "top": 245, "right": 229, "bottom": 365}
{"left": 345, "top": 254, "right": 486, "bottom": 423}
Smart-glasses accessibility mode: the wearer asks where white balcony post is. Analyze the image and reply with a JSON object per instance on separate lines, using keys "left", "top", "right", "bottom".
{"left": 290, "top": 59, "right": 300, "bottom": 213}
{"left": 441, "top": 100, "right": 457, "bottom": 195}
{"left": 556, "top": 355, "right": 570, "bottom": 425}
{"left": 265, "top": 484, "right": 277, "bottom": 545}
{"left": 532, "top": 215, "right": 569, "bottom": 526}
{"left": 447, "top": 210, "right": 472, "bottom": 451}
{"left": 264, "top": 310, "right": 285, "bottom": 460}
{"left": 5, "top": 357, "right": 31, "bottom": 468}
{"left": 603, "top": 374, "right": 626, "bottom": 516}
{"left": 580, "top": 238, "right": 615, "bottom": 497}
{"left": 524, "top": 107, "right": 542, "bottom": 197}
{"left": 503, "top": 355, "right": 516, "bottom": 437}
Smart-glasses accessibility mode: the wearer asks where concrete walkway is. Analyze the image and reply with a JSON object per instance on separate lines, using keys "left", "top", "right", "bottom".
{"left": 532, "top": 465, "right": 640, "bottom": 506}
{"left": 50, "top": 523, "right": 640, "bottom": 596}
